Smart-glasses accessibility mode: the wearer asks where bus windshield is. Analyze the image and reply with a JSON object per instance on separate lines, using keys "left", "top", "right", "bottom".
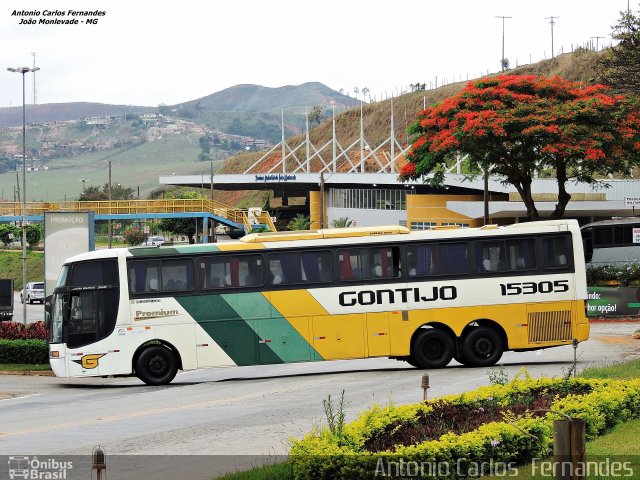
{"left": 47, "top": 259, "right": 120, "bottom": 348}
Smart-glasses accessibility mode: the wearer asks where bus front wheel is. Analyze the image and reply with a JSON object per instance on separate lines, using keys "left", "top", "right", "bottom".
{"left": 411, "top": 329, "right": 454, "bottom": 368}
{"left": 461, "top": 327, "right": 503, "bottom": 367}
{"left": 136, "top": 345, "right": 178, "bottom": 385}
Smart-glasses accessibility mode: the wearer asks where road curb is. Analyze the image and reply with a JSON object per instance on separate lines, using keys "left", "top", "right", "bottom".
{"left": 0, "top": 370, "right": 54, "bottom": 376}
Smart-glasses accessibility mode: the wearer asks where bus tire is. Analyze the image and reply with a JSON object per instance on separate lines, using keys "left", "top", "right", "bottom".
{"left": 411, "top": 329, "right": 454, "bottom": 369}
{"left": 404, "top": 356, "right": 420, "bottom": 368}
{"left": 453, "top": 352, "right": 468, "bottom": 366}
{"left": 462, "top": 327, "right": 503, "bottom": 367}
{"left": 136, "top": 345, "right": 178, "bottom": 385}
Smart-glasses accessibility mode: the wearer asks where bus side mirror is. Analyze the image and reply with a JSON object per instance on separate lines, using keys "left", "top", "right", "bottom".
{"left": 44, "top": 295, "right": 52, "bottom": 329}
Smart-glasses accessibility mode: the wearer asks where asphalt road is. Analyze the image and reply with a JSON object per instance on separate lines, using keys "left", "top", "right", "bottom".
{"left": 6, "top": 291, "right": 45, "bottom": 324}
{"left": 0, "top": 322, "right": 638, "bottom": 478}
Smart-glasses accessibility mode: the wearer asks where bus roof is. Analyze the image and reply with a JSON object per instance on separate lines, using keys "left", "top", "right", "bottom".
{"left": 240, "top": 225, "right": 410, "bottom": 243}
{"left": 62, "top": 220, "right": 580, "bottom": 262}
{"left": 581, "top": 217, "right": 640, "bottom": 229}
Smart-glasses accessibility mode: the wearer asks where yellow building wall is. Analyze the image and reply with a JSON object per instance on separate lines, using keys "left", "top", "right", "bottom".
{"left": 309, "top": 191, "right": 327, "bottom": 229}
{"left": 406, "top": 194, "right": 484, "bottom": 228}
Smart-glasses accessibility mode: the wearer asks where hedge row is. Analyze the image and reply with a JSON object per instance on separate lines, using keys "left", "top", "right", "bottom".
{"left": 0, "top": 339, "right": 49, "bottom": 364}
{"left": 0, "top": 321, "right": 47, "bottom": 340}
{"left": 290, "top": 376, "right": 640, "bottom": 480}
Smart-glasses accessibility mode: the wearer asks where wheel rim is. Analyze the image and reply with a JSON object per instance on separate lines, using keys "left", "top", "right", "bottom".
{"left": 474, "top": 337, "right": 495, "bottom": 358}
{"left": 423, "top": 338, "right": 446, "bottom": 361}
{"left": 148, "top": 353, "right": 169, "bottom": 377}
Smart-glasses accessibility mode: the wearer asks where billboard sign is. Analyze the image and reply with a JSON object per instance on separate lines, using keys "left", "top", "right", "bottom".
{"left": 44, "top": 212, "right": 95, "bottom": 296}
{"left": 586, "top": 286, "right": 640, "bottom": 317}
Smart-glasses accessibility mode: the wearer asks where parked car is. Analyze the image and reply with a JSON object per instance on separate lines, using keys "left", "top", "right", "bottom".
{"left": 142, "top": 235, "right": 165, "bottom": 246}
{"left": 21, "top": 282, "right": 45, "bottom": 304}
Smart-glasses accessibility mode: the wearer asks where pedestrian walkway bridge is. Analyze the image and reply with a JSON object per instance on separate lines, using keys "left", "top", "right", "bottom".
{"left": 0, "top": 199, "right": 277, "bottom": 234}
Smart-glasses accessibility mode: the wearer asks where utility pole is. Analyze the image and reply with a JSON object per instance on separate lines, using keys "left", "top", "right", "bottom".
{"left": 31, "top": 53, "right": 37, "bottom": 104}
{"left": 590, "top": 36, "right": 604, "bottom": 51}
{"left": 108, "top": 160, "right": 112, "bottom": 249}
{"left": 545, "top": 16, "right": 559, "bottom": 58}
{"left": 496, "top": 15, "right": 512, "bottom": 71}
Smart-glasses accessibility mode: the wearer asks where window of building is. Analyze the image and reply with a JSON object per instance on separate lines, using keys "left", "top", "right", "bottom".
{"left": 329, "top": 189, "right": 407, "bottom": 211}
{"left": 410, "top": 222, "right": 436, "bottom": 231}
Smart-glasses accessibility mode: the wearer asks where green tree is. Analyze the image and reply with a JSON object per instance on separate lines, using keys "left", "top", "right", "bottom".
{"left": 287, "top": 214, "right": 310, "bottom": 231}
{"left": 401, "top": 75, "right": 640, "bottom": 220}
{"left": 198, "top": 136, "right": 211, "bottom": 160}
{"left": 122, "top": 227, "right": 147, "bottom": 246}
{"left": 25, "top": 224, "right": 43, "bottom": 247}
{"left": 79, "top": 184, "right": 134, "bottom": 201}
{"left": 158, "top": 189, "right": 204, "bottom": 243}
{"left": 309, "top": 106, "right": 325, "bottom": 126}
{"left": 0, "top": 224, "right": 20, "bottom": 246}
{"left": 599, "top": 9, "right": 640, "bottom": 95}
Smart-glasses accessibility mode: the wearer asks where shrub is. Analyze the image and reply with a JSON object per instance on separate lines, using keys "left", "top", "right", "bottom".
{"left": 0, "top": 321, "right": 47, "bottom": 340}
{"left": 122, "top": 228, "right": 147, "bottom": 246}
{"left": 26, "top": 224, "right": 43, "bottom": 247}
{"left": 0, "top": 339, "right": 48, "bottom": 364}
{"left": 290, "top": 377, "right": 640, "bottom": 480}
{"left": 586, "top": 262, "right": 640, "bottom": 286}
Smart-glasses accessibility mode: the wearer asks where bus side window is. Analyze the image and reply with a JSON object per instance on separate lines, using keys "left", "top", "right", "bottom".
{"left": 476, "top": 241, "right": 506, "bottom": 272}
{"left": 506, "top": 238, "right": 536, "bottom": 271}
{"left": 127, "top": 261, "right": 160, "bottom": 294}
{"left": 161, "top": 259, "right": 193, "bottom": 291}
{"left": 543, "top": 236, "right": 571, "bottom": 269}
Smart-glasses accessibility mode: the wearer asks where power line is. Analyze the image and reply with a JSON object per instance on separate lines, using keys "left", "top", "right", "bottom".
{"left": 545, "top": 16, "right": 559, "bottom": 58}
{"left": 495, "top": 15, "right": 512, "bottom": 71}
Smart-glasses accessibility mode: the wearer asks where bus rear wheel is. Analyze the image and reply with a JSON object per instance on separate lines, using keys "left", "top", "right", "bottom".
{"left": 411, "top": 329, "right": 454, "bottom": 368}
{"left": 136, "top": 345, "right": 178, "bottom": 385}
{"left": 462, "top": 327, "right": 503, "bottom": 367}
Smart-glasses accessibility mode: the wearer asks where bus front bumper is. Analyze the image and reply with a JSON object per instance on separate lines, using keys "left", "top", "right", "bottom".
{"left": 49, "top": 345, "right": 68, "bottom": 378}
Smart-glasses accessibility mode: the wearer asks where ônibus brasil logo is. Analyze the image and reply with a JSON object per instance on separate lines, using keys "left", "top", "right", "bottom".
{"left": 7, "top": 456, "right": 73, "bottom": 479}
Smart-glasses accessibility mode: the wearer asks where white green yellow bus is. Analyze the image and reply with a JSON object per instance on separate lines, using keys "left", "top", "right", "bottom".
{"left": 46, "top": 220, "right": 589, "bottom": 385}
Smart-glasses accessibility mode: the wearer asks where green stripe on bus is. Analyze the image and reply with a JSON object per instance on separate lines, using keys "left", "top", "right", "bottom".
{"left": 128, "top": 247, "right": 183, "bottom": 256}
{"left": 176, "top": 294, "right": 282, "bottom": 366}
{"left": 221, "top": 293, "right": 323, "bottom": 363}
{"left": 173, "top": 245, "right": 220, "bottom": 254}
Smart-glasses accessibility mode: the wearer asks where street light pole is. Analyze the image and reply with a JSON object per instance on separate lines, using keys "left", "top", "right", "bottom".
{"left": 7, "top": 66, "right": 40, "bottom": 325}
{"left": 108, "top": 160, "right": 112, "bottom": 249}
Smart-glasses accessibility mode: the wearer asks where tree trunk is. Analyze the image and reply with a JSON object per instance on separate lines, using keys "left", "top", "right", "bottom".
{"left": 511, "top": 176, "right": 540, "bottom": 220}
{"left": 550, "top": 161, "right": 572, "bottom": 219}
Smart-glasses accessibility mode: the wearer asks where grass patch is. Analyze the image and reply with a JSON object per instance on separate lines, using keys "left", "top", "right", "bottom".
{"left": 0, "top": 250, "right": 44, "bottom": 290}
{"left": 580, "top": 357, "right": 640, "bottom": 380}
{"left": 214, "top": 461, "right": 292, "bottom": 480}
{"left": 0, "top": 363, "right": 51, "bottom": 372}
{"left": 483, "top": 418, "right": 640, "bottom": 479}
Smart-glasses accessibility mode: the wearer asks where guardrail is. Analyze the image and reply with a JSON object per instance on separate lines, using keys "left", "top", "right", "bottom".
{"left": 0, "top": 199, "right": 276, "bottom": 231}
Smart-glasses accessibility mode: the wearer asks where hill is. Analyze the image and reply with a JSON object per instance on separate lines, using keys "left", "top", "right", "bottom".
{"left": 182, "top": 82, "right": 353, "bottom": 113}
{"left": 171, "top": 82, "right": 355, "bottom": 142}
{"left": 0, "top": 102, "right": 153, "bottom": 128}
{"left": 230, "top": 49, "right": 609, "bottom": 176}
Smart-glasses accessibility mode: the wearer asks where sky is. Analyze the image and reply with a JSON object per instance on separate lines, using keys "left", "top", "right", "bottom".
{"left": 0, "top": 0, "right": 632, "bottom": 108}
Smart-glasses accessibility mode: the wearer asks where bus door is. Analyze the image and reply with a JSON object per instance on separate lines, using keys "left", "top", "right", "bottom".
{"left": 364, "top": 246, "right": 403, "bottom": 357}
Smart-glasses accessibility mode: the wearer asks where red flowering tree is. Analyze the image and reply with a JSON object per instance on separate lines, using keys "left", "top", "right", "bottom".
{"left": 402, "top": 75, "right": 640, "bottom": 220}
